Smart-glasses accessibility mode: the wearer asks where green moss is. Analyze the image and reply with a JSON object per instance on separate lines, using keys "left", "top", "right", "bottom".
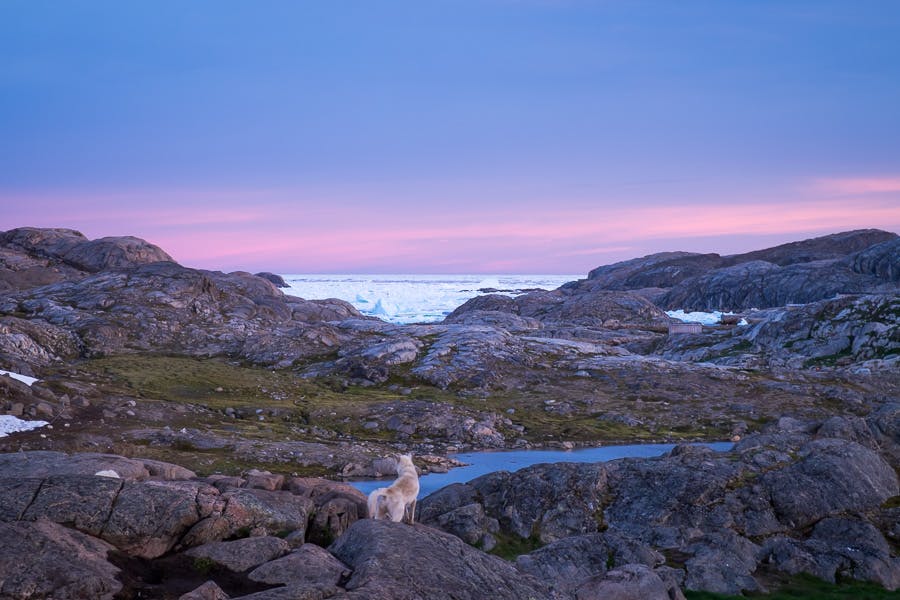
{"left": 881, "top": 495, "right": 900, "bottom": 509}
{"left": 191, "top": 556, "right": 216, "bottom": 575}
{"left": 487, "top": 531, "right": 544, "bottom": 561}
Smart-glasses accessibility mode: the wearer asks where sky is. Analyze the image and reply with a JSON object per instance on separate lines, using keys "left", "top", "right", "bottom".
{"left": 2, "top": 1, "right": 900, "bottom": 274}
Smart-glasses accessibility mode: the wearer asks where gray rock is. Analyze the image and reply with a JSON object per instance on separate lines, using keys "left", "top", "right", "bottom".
{"left": 807, "top": 517, "right": 900, "bottom": 590}
{"left": 683, "top": 530, "right": 761, "bottom": 594}
{"left": 179, "top": 580, "right": 230, "bottom": 600}
{"left": 761, "top": 439, "right": 898, "bottom": 529}
{"left": 103, "top": 480, "right": 218, "bottom": 558}
{"left": 576, "top": 563, "right": 675, "bottom": 600}
{"left": 421, "top": 461, "right": 608, "bottom": 544}
{"left": 0, "top": 519, "right": 122, "bottom": 600}
{"left": 248, "top": 543, "right": 350, "bottom": 587}
{"left": 229, "top": 586, "right": 334, "bottom": 600}
{"left": 0, "top": 449, "right": 194, "bottom": 481}
{"left": 852, "top": 237, "right": 900, "bottom": 281}
{"left": 184, "top": 487, "right": 315, "bottom": 547}
{"left": 255, "top": 272, "right": 288, "bottom": 287}
{"left": 329, "top": 519, "right": 552, "bottom": 600}
{"left": 186, "top": 536, "right": 291, "bottom": 572}
{"left": 19, "top": 474, "right": 123, "bottom": 536}
{"left": 516, "top": 532, "right": 663, "bottom": 595}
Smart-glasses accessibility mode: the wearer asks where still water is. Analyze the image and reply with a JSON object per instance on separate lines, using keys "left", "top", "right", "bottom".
{"left": 348, "top": 441, "right": 733, "bottom": 499}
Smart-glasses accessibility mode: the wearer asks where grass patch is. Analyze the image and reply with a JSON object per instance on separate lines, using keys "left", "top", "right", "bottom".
{"left": 487, "top": 531, "right": 544, "bottom": 561}
{"left": 881, "top": 495, "right": 900, "bottom": 509}
{"left": 685, "top": 573, "right": 900, "bottom": 599}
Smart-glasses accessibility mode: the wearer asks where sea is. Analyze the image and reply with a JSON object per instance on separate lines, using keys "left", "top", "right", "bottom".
{"left": 280, "top": 274, "right": 580, "bottom": 324}
{"left": 279, "top": 273, "right": 734, "bottom": 325}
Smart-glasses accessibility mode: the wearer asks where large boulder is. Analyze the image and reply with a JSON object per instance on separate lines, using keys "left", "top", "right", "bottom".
{"left": 328, "top": 519, "right": 552, "bottom": 600}
{"left": 853, "top": 237, "right": 900, "bottom": 281}
{"left": 247, "top": 543, "right": 350, "bottom": 587}
{"left": 0, "top": 519, "right": 122, "bottom": 600}
{"left": 760, "top": 439, "right": 898, "bottom": 529}
{"left": 515, "top": 532, "right": 664, "bottom": 595}
{"left": 575, "top": 563, "right": 682, "bottom": 600}
{"left": 420, "top": 461, "right": 608, "bottom": 544}
{"left": 185, "top": 536, "right": 291, "bottom": 573}
{"left": 183, "top": 487, "right": 315, "bottom": 547}
{"left": 762, "top": 518, "right": 900, "bottom": 590}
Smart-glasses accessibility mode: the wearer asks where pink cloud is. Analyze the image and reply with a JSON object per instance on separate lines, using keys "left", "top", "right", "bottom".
{"left": 813, "top": 177, "right": 900, "bottom": 194}
{"left": 3, "top": 180, "right": 899, "bottom": 274}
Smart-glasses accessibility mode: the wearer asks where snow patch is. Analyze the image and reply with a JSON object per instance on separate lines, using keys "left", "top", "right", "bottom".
{"left": 0, "top": 370, "right": 39, "bottom": 386}
{"left": 95, "top": 470, "right": 121, "bottom": 478}
{"left": 0, "top": 415, "right": 49, "bottom": 437}
{"left": 666, "top": 309, "right": 744, "bottom": 326}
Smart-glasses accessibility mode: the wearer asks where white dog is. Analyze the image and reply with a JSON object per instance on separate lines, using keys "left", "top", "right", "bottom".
{"left": 367, "top": 454, "right": 419, "bottom": 523}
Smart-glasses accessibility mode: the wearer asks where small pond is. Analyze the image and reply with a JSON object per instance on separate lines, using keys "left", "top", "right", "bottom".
{"left": 348, "top": 441, "right": 734, "bottom": 499}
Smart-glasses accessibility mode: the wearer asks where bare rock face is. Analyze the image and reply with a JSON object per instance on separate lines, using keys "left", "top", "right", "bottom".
{"left": 0, "top": 450, "right": 196, "bottom": 481}
{"left": 571, "top": 229, "right": 899, "bottom": 311}
{"left": 185, "top": 536, "right": 291, "bottom": 573}
{"left": 0, "top": 227, "right": 173, "bottom": 274}
{"left": 0, "top": 519, "right": 122, "bottom": 600}
{"left": 760, "top": 439, "right": 898, "bottom": 530}
{"left": 661, "top": 259, "right": 886, "bottom": 311}
{"left": 5, "top": 259, "right": 361, "bottom": 366}
{"left": 745, "top": 294, "right": 900, "bottom": 367}
{"left": 576, "top": 563, "right": 679, "bottom": 600}
{"left": 585, "top": 251, "right": 724, "bottom": 290}
{"left": 420, "top": 461, "right": 609, "bottom": 544}
{"left": 328, "top": 519, "right": 552, "bottom": 600}
{"left": 853, "top": 237, "right": 900, "bottom": 281}
{"left": 287, "top": 478, "right": 367, "bottom": 546}
{"left": 448, "top": 289, "right": 672, "bottom": 332}
{"left": 0, "top": 316, "right": 82, "bottom": 371}
{"left": 726, "top": 229, "right": 898, "bottom": 267}
{"left": 515, "top": 532, "right": 664, "bottom": 596}
{"left": 247, "top": 543, "right": 350, "bottom": 587}
{"left": 254, "top": 272, "right": 288, "bottom": 287}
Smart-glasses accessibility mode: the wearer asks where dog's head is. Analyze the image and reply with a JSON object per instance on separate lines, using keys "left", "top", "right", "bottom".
{"left": 396, "top": 453, "right": 414, "bottom": 472}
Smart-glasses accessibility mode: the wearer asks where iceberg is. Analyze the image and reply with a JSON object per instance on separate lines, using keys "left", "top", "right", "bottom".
{"left": 281, "top": 274, "right": 578, "bottom": 324}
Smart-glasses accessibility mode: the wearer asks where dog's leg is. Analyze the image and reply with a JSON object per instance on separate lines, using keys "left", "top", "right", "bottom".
{"left": 408, "top": 499, "right": 416, "bottom": 524}
{"left": 367, "top": 488, "right": 387, "bottom": 519}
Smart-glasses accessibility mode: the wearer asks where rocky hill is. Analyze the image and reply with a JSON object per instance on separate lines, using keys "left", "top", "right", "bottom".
{"left": 570, "top": 229, "right": 899, "bottom": 310}
{"left": 1, "top": 226, "right": 899, "bottom": 598}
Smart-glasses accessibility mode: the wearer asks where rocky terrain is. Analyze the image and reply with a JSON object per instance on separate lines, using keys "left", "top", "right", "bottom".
{"left": 1, "top": 412, "right": 899, "bottom": 599}
{"left": 1, "top": 226, "right": 899, "bottom": 598}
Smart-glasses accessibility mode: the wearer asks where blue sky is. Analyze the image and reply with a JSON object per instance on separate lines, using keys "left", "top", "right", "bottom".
{"left": 2, "top": 1, "right": 899, "bottom": 272}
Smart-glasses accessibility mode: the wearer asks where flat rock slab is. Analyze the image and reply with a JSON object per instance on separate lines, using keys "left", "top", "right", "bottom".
{"left": 187, "top": 536, "right": 291, "bottom": 573}
{"left": 0, "top": 519, "right": 122, "bottom": 600}
{"left": 249, "top": 543, "right": 350, "bottom": 587}
{"left": 0, "top": 450, "right": 194, "bottom": 480}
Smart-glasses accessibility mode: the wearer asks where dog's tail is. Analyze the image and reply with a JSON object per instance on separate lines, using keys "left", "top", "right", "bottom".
{"left": 367, "top": 487, "right": 388, "bottom": 519}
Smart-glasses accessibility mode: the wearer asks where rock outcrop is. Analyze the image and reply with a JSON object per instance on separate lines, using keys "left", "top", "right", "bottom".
{"left": 420, "top": 417, "right": 900, "bottom": 596}
{"left": 3, "top": 408, "right": 900, "bottom": 600}
{"left": 328, "top": 519, "right": 552, "bottom": 600}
